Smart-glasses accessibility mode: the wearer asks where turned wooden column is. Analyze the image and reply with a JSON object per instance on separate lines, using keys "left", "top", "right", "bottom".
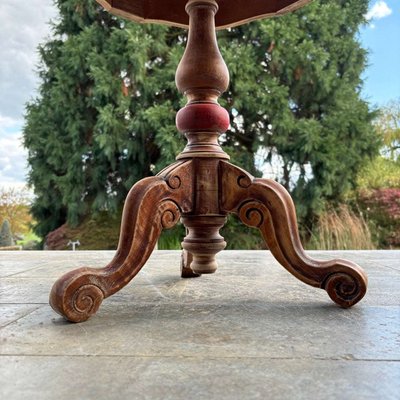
{"left": 175, "top": 0, "right": 229, "bottom": 274}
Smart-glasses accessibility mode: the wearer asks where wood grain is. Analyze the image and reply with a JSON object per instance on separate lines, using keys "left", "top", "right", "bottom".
{"left": 96, "top": 0, "right": 311, "bottom": 30}
{"left": 50, "top": 0, "right": 367, "bottom": 322}
{"left": 219, "top": 161, "right": 368, "bottom": 307}
{"left": 50, "top": 161, "right": 194, "bottom": 322}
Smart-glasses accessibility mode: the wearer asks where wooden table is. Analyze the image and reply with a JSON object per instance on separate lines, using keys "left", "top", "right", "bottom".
{"left": 49, "top": 0, "right": 368, "bottom": 322}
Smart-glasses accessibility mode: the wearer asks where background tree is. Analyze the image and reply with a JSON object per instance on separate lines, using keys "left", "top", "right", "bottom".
{"left": 0, "top": 220, "right": 14, "bottom": 247}
{"left": 355, "top": 99, "right": 400, "bottom": 249}
{"left": 0, "top": 187, "right": 33, "bottom": 236}
{"left": 24, "top": 0, "right": 377, "bottom": 244}
{"left": 24, "top": 0, "right": 184, "bottom": 237}
{"left": 374, "top": 99, "right": 400, "bottom": 161}
{"left": 357, "top": 99, "right": 400, "bottom": 190}
{"left": 218, "top": 0, "right": 378, "bottom": 224}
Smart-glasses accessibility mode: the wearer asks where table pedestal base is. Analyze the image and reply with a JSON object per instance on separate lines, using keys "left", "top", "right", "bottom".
{"left": 50, "top": 159, "right": 367, "bottom": 322}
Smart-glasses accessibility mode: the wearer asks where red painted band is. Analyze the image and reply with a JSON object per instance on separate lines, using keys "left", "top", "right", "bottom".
{"left": 176, "top": 103, "right": 230, "bottom": 133}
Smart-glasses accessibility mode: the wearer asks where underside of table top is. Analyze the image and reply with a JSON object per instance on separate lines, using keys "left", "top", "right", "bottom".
{"left": 96, "top": 0, "right": 311, "bottom": 29}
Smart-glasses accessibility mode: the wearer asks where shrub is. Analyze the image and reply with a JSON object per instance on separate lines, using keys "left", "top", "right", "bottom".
{"left": 22, "top": 240, "right": 42, "bottom": 250}
{"left": 358, "top": 188, "right": 400, "bottom": 248}
{"left": 158, "top": 224, "right": 185, "bottom": 250}
{"left": 0, "top": 220, "right": 14, "bottom": 247}
{"left": 45, "top": 211, "right": 121, "bottom": 250}
{"left": 307, "top": 204, "right": 375, "bottom": 250}
{"left": 357, "top": 157, "right": 400, "bottom": 190}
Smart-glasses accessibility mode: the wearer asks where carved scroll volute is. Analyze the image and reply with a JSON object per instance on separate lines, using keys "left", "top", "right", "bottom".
{"left": 175, "top": 0, "right": 230, "bottom": 159}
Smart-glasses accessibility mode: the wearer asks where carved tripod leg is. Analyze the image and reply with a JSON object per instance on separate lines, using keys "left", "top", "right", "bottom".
{"left": 50, "top": 161, "right": 194, "bottom": 322}
{"left": 220, "top": 161, "right": 368, "bottom": 308}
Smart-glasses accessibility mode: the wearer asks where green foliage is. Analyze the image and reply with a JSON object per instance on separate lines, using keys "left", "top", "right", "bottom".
{"left": 24, "top": 0, "right": 184, "bottom": 237}
{"left": 352, "top": 99, "right": 400, "bottom": 249}
{"left": 357, "top": 156, "right": 400, "bottom": 189}
{"left": 16, "top": 231, "right": 42, "bottom": 250}
{"left": 24, "top": 0, "right": 376, "bottom": 245}
{"left": 221, "top": 215, "right": 265, "bottom": 250}
{"left": 0, "top": 220, "right": 14, "bottom": 247}
{"left": 355, "top": 98, "right": 400, "bottom": 190}
{"left": 0, "top": 187, "right": 33, "bottom": 236}
{"left": 158, "top": 224, "right": 185, "bottom": 250}
{"left": 157, "top": 216, "right": 265, "bottom": 250}
{"left": 373, "top": 99, "right": 400, "bottom": 161}
{"left": 219, "top": 0, "right": 378, "bottom": 224}
{"left": 45, "top": 210, "right": 121, "bottom": 250}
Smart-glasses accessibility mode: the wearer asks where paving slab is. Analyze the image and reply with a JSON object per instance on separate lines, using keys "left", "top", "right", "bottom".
{"left": 1, "top": 356, "right": 399, "bottom": 400}
{"left": 0, "top": 250, "right": 399, "bottom": 399}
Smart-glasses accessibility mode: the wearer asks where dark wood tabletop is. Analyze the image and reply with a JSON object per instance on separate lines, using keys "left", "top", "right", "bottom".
{"left": 97, "top": 0, "right": 311, "bottom": 29}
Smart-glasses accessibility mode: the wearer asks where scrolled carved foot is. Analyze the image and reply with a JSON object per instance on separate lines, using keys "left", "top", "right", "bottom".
{"left": 180, "top": 250, "right": 201, "bottom": 278}
{"left": 220, "top": 161, "right": 368, "bottom": 308}
{"left": 323, "top": 270, "right": 367, "bottom": 308}
{"left": 50, "top": 268, "right": 105, "bottom": 322}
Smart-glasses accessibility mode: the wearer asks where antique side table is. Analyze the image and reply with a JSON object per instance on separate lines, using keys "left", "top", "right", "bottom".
{"left": 50, "top": 0, "right": 368, "bottom": 322}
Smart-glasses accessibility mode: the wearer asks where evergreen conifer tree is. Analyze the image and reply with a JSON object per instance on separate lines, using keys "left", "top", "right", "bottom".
{"left": 218, "top": 0, "right": 378, "bottom": 222}
{"left": 24, "top": 0, "right": 184, "bottom": 237}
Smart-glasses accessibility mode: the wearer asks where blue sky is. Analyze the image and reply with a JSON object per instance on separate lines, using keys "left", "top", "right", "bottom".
{"left": 360, "top": 0, "right": 400, "bottom": 105}
{"left": 0, "top": 0, "right": 399, "bottom": 189}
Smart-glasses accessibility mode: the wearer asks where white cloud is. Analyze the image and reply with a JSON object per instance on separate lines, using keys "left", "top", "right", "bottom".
{"left": 0, "top": 115, "right": 22, "bottom": 129}
{"left": 365, "top": 1, "right": 392, "bottom": 20}
{"left": 0, "top": 1, "right": 58, "bottom": 121}
{"left": 0, "top": 118, "right": 28, "bottom": 188}
{"left": 0, "top": 1, "right": 58, "bottom": 188}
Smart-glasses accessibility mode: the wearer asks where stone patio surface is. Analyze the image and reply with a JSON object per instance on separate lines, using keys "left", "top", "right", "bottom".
{"left": 0, "top": 250, "right": 399, "bottom": 399}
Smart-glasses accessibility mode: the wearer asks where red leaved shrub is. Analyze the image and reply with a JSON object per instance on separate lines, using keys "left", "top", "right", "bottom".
{"left": 358, "top": 188, "right": 400, "bottom": 248}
